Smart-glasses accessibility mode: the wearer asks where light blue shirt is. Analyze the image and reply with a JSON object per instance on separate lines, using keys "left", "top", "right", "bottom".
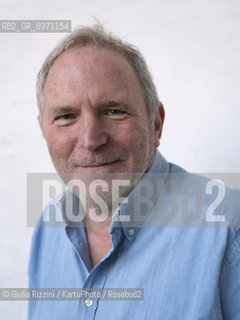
{"left": 28, "top": 151, "right": 240, "bottom": 319}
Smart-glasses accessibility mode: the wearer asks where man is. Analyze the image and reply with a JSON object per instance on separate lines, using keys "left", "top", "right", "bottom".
{"left": 29, "top": 24, "right": 240, "bottom": 319}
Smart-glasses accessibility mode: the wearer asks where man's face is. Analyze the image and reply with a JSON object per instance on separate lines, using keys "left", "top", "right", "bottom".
{"left": 41, "top": 47, "right": 163, "bottom": 207}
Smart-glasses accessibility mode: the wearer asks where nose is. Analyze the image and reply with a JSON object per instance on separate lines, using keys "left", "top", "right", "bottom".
{"left": 77, "top": 112, "right": 108, "bottom": 151}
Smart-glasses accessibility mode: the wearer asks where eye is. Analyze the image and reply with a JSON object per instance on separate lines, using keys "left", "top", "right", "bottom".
{"left": 59, "top": 114, "right": 75, "bottom": 120}
{"left": 105, "top": 109, "right": 126, "bottom": 119}
{"left": 108, "top": 110, "right": 124, "bottom": 115}
{"left": 54, "top": 114, "right": 77, "bottom": 126}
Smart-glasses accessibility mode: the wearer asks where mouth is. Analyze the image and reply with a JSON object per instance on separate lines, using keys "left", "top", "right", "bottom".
{"left": 74, "top": 160, "right": 121, "bottom": 172}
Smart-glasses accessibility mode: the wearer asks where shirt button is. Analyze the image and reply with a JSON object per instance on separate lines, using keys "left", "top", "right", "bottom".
{"left": 128, "top": 228, "right": 135, "bottom": 236}
{"left": 84, "top": 298, "right": 93, "bottom": 307}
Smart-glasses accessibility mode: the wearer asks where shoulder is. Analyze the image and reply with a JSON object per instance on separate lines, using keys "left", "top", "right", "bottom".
{"left": 166, "top": 162, "right": 240, "bottom": 221}
{"left": 168, "top": 161, "right": 240, "bottom": 257}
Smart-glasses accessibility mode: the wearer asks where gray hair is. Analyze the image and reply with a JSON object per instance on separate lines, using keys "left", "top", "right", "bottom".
{"left": 36, "top": 23, "right": 160, "bottom": 121}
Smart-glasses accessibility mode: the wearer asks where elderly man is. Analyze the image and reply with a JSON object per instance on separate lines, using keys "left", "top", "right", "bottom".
{"left": 28, "top": 24, "right": 240, "bottom": 319}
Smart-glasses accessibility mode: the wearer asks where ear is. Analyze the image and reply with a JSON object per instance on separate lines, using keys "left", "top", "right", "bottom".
{"left": 154, "top": 102, "right": 165, "bottom": 148}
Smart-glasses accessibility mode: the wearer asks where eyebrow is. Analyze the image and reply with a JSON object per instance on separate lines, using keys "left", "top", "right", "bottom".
{"left": 97, "top": 100, "right": 124, "bottom": 109}
{"left": 50, "top": 106, "right": 77, "bottom": 116}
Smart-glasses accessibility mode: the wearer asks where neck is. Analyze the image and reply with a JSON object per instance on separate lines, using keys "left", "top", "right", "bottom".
{"left": 84, "top": 208, "right": 113, "bottom": 230}
{"left": 84, "top": 210, "right": 113, "bottom": 269}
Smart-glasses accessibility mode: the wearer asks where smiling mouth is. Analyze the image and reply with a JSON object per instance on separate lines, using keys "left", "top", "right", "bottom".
{"left": 75, "top": 160, "right": 120, "bottom": 170}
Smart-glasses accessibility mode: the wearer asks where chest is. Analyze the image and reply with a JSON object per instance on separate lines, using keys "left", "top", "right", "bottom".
{"left": 86, "top": 228, "right": 113, "bottom": 268}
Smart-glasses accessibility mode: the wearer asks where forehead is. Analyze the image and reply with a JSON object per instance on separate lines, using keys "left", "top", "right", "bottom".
{"left": 43, "top": 47, "right": 144, "bottom": 105}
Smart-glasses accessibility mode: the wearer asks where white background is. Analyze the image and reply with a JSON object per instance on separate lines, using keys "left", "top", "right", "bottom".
{"left": 0, "top": 0, "right": 239, "bottom": 318}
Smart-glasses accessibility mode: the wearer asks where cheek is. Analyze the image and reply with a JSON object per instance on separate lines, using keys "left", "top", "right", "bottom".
{"left": 115, "top": 131, "right": 135, "bottom": 147}
{"left": 112, "top": 122, "right": 146, "bottom": 148}
{"left": 46, "top": 129, "right": 76, "bottom": 160}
